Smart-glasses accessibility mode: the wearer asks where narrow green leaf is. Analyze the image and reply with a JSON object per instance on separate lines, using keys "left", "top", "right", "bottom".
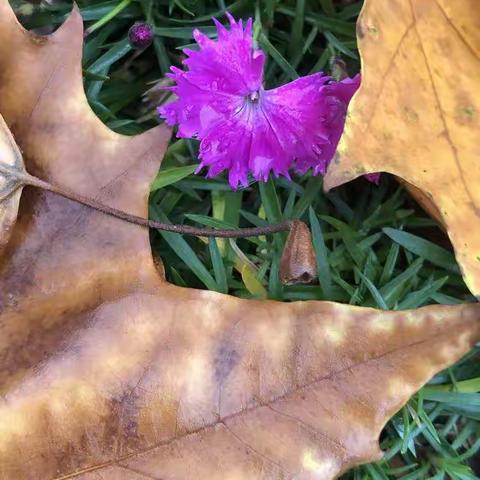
{"left": 324, "top": 31, "right": 358, "bottom": 59}
{"left": 239, "top": 210, "right": 269, "bottom": 227}
{"left": 88, "top": 39, "right": 133, "bottom": 74}
{"left": 283, "top": 187, "right": 297, "bottom": 219}
{"left": 154, "top": 25, "right": 217, "bottom": 39}
{"left": 81, "top": 0, "right": 139, "bottom": 21}
{"left": 379, "top": 242, "right": 400, "bottom": 286}
{"left": 269, "top": 252, "right": 283, "bottom": 300}
{"left": 150, "top": 165, "right": 198, "bottom": 191}
{"left": 149, "top": 205, "right": 217, "bottom": 291}
{"left": 259, "top": 33, "right": 299, "bottom": 81}
{"left": 309, "top": 207, "right": 332, "bottom": 298}
{"left": 383, "top": 228, "right": 460, "bottom": 274}
{"left": 397, "top": 277, "right": 448, "bottom": 310}
{"left": 170, "top": 267, "right": 187, "bottom": 287}
{"left": 332, "top": 272, "right": 357, "bottom": 297}
{"left": 319, "top": 0, "right": 335, "bottom": 15}
{"left": 277, "top": 6, "right": 356, "bottom": 37}
{"left": 320, "top": 215, "right": 365, "bottom": 267}
{"left": 288, "top": 0, "right": 305, "bottom": 59}
{"left": 209, "top": 238, "right": 228, "bottom": 294}
{"left": 380, "top": 258, "right": 424, "bottom": 307}
{"left": 355, "top": 268, "right": 388, "bottom": 309}
{"left": 309, "top": 48, "right": 330, "bottom": 74}
{"left": 259, "top": 177, "right": 283, "bottom": 223}
{"left": 158, "top": 190, "right": 182, "bottom": 215}
{"left": 85, "top": 0, "right": 133, "bottom": 35}
{"left": 292, "top": 177, "right": 323, "bottom": 219}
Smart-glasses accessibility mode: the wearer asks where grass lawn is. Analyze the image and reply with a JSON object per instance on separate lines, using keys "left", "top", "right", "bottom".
{"left": 11, "top": 0, "right": 480, "bottom": 477}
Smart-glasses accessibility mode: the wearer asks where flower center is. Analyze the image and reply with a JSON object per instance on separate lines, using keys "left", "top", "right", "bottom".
{"left": 247, "top": 90, "right": 260, "bottom": 103}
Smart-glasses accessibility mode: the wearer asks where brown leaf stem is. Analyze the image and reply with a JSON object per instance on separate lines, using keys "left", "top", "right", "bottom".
{"left": 26, "top": 175, "right": 293, "bottom": 239}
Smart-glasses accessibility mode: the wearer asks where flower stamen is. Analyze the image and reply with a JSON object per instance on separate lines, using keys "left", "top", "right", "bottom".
{"left": 248, "top": 91, "right": 260, "bottom": 103}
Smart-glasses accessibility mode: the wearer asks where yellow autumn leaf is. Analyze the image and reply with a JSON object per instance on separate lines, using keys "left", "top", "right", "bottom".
{"left": 325, "top": 0, "right": 480, "bottom": 297}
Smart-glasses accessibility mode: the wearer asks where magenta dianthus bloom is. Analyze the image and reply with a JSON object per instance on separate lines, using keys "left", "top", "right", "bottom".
{"left": 159, "top": 13, "right": 363, "bottom": 189}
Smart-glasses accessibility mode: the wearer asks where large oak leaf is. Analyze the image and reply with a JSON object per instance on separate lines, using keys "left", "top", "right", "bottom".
{"left": 0, "top": 3, "right": 479, "bottom": 480}
{"left": 324, "top": 0, "right": 480, "bottom": 297}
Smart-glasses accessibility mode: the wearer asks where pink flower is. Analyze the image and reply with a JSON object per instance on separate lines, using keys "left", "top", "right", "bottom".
{"left": 158, "top": 13, "right": 362, "bottom": 189}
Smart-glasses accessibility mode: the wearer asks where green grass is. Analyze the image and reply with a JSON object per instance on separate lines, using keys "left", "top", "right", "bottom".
{"left": 13, "top": 0, "right": 480, "bottom": 477}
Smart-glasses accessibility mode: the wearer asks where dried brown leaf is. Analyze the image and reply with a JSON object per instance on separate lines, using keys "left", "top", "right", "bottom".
{"left": 324, "top": 0, "right": 480, "bottom": 297}
{"left": 0, "top": 3, "right": 479, "bottom": 480}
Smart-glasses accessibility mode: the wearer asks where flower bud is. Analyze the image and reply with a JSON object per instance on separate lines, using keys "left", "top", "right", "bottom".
{"left": 128, "top": 22, "right": 154, "bottom": 49}
{"left": 280, "top": 220, "right": 317, "bottom": 285}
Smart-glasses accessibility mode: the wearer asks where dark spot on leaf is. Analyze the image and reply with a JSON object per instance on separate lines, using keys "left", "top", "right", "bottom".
{"left": 214, "top": 340, "right": 239, "bottom": 384}
{"left": 356, "top": 22, "right": 365, "bottom": 38}
{"left": 367, "top": 24, "right": 379, "bottom": 37}
{"left": 461, "top": 105, "right": 475, "bottom": 120}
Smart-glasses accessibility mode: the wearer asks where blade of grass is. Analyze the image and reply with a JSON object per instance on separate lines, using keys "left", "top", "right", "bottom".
{"left": 397, "top": 277, "right": 449, "bottom": 310}
{"left": 354, "top": 267, "right": 388, "bottom": 309}
{"left": 154, "top": 25, "right": 217, "bottom": 39}
{"left": 309, "top": 207, "right": 332, "bottom": 298}
{"left": 320, "top": 215, "right": 365, "bottom": 267}
{"left": 85, "top": 0, "right": 133, "bottom": 36}
{"left": 277, "top": 6, "right": 356, "bottom": 37}
{"left": 228, "top": 239, "right": 267, "bottom": 298}
{"left": 150, "top": 204, "right": 218, "bottom": 291}
{"left": 88, "top": 38, "right": 133, "bottom": 74}
{"left": 287, "top": 0, "right": 305, "bottom": 59}
{"left": 292, "top": 177, "right": 323, "bottom": 219}
{"left": 150, "top": 164, "right": 198, "bottom": 191}
{"left": 208, "top": 238, "right": 228, "bottom": 293}
{"left": 259, "top": 176, "right": 285, "bottom": 245}
{"left": 319, "top": 0, "right": 335, "bottom": 15}
{"left": 380, "top": 257, "right": 424, "bottom": 307}
{"left": 379, "top": 242, "right": 400, "bottom": 286}
{"left": 324, "top": 31, "right": 358, "bottom": 59}
{"left": 259, "top": 33, "right": 299, "bottom": 81}
{"left": 383, "top": 228, "right": 460, "bottom": 274}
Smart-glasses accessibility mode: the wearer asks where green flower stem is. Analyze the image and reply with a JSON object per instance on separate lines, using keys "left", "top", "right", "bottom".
{"left": 84, "top": 0, "right": 133, "bottom": 37}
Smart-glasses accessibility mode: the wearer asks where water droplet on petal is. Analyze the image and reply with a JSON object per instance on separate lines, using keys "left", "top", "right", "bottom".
{"left": 287, "top": 133, "right": 298, "bottom": 145}
{"left": 184, "top": 105, "right": 193, "bottom": 119}
{"left": 312, "top": 145, "right": 323, "bottom": 157}
{"left": 218, "top": 140, "right": 231, "bottom": 153}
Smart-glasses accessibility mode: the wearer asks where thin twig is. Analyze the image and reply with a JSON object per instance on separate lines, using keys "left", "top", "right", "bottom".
{"left": 26, "top": 176, "right": 292, "bottom": 239}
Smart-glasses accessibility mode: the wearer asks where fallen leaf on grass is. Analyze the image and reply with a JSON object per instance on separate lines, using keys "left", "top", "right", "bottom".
{"left": 324, "top": 0, "right": 480, "bottom": 297}
{"left": 0, "top": 3, "right": 479, "bottom": 480}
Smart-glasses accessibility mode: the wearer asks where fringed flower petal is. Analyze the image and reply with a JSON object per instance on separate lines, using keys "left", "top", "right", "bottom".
{"left": 158, "top": 13, "right": 363, "bottom": 189}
